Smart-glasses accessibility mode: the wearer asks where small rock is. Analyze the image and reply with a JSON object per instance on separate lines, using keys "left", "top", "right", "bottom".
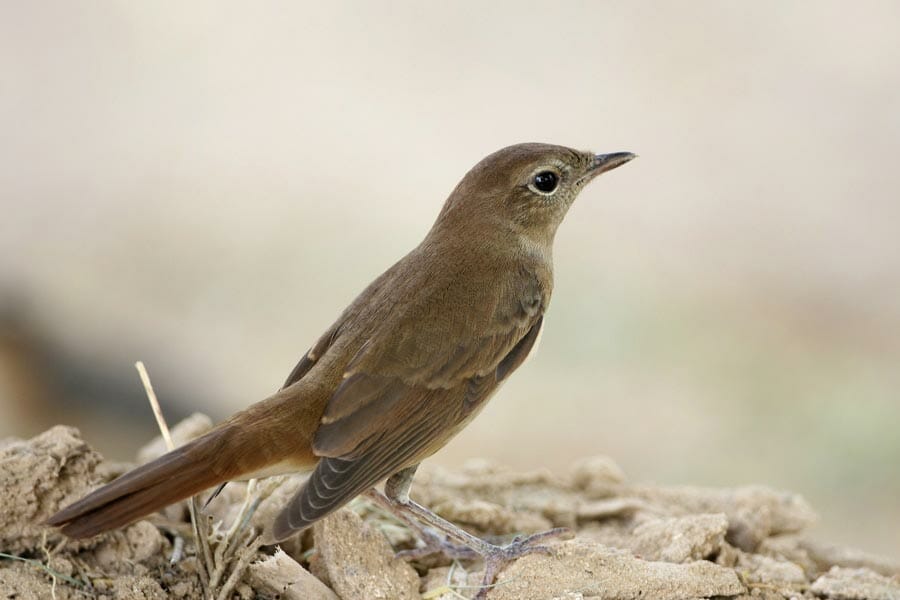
{"left": 629, "top": 513, "right": 728, "bottom": 562}
{"left": 810, "top": 566, "right": 900, "bottom": 600}
{"left": 313, "top": 508, "right": 420, "bottom": 600}
{"left": 625, "top": 483, "right": 817, "bottom": 551}
{"left": 756, "top": 534, "right": 818, "bottom": 574}
{"left": 803, "top": 539, "right": 900, "bottom": 578}
{"left": 734, "top": 551, "right": 807, "bottom": 592}
{"left": 569, "top": 455, "right": 626, "bottom": 498}
{"left": 126, "top": 520, "right": 166, "bottom": 562}
{"left": 576, "top": 496, "right": 659, "bottom": 521}
{"left": 246, "top": 549, "right": 338, "bottom": 600}
{"left": 485, "top": 538, "right": 745, "bottom": 600}
{"left": 89, "top": 521, "right": 167, "bottom": 573}
{"left": 0, "top": 425, "right": 104, "bottom": 553}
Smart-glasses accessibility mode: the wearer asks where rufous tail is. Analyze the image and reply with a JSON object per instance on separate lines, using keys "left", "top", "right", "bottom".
{"left": 46, "top": 388, "right": 319, "bottom": 538}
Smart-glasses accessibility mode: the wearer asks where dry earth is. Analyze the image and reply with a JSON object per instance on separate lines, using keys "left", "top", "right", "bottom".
{"left": 1, "top": 417, "right": 898, "bottom": 599}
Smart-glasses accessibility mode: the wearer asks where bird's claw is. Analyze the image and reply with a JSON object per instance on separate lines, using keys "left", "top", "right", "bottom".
{"left": 472, "top": 527, "right": 570, "bottom": 599}
{"left": 396, "top": 525, "right": 571, "bottom": 598}
{"left": 499, "top": 526, "right": 569, "bottom": 559}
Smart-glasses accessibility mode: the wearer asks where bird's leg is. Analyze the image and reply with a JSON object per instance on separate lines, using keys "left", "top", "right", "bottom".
{"left": 365, "top": 487, "right": 478, "bottom": 560}
{"left": 377, "top": 465, "right": 569, "bottom": 599}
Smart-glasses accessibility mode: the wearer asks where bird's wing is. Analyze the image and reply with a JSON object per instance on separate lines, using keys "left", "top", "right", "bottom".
{"left": 271, "top": 316, "right": 543, "bottom": 541}
{"left": 315, "top": 267, "right": 545, "bottom": 458}
{"left": 269, "top": 272, "right": 545, "bottom": 540}
{"left": 282, "top": 320, "right": 343, "bottom": 388}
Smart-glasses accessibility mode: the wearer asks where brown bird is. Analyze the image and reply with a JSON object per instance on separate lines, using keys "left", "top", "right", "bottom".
{"left": 47, "top": 143, "right": 634, "bottom": 593}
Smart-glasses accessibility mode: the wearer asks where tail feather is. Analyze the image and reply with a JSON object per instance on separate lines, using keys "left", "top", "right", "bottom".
{"left": 46, "top": 429, "right": 240, "bottom": 538}
{"left": 47, "top": 384, "right": 324, "bottom": 539}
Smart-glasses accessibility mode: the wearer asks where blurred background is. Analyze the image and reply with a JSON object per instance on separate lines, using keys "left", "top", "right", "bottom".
{"left": 1, "top": 2, "right": 898, "bottom": 556}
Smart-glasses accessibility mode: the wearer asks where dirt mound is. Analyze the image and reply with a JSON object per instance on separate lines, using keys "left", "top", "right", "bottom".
{"left": 2, "top": 421, "right": 898, "bottom": 599}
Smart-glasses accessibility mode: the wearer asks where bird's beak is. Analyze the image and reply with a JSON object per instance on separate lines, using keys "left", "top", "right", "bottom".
{"left": 589, "top": 152, "right": 636, "bottom": 177}
{"left": 577, "top": 152, "right": 636, "bottom": 186}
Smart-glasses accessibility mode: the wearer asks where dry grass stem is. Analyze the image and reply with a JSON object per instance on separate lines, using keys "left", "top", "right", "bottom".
{"left": 134, "top": 361, "right": 174, "bottom": 451}
{"left": 135, "top": 361, "right": 213, "bottom": 592}
{"left": 224, "top": 479, "right": 258, "bottom": 543}
{"left": 214, "top": 531, "right": 261, "bottom": 600}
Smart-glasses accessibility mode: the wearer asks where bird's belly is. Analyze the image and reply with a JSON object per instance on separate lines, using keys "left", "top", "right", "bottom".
{"left": 413, "top": 380, "right": 507, "bottom": 464}
{"left": 238, "top": 459, "right": 315, "bottom": 481}
{"left": 422, "top": 319, "right": 544, "bottom": 459}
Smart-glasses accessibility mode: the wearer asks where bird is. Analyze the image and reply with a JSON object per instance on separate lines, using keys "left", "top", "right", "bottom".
{"left": 47, "top": 142, "right": 634, "bottom": 594}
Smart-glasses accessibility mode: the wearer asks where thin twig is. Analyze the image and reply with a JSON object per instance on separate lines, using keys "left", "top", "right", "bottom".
{"left": 135, "top": 361, "right": 174, "bottom": 451}
{"left": 240, "top": 475, "right": 285, "bottom": 532}
{"left": 192, "top": 503, "right": 214, "bottom": 591}
{"left": 40, "top": 531, "right": 58, "bottom": 600}
{"left": 224, "top": 479, "right": 258, "bottom": 544}
{"left": 215, "top": 534, "right": 261, "bottom": 600}
{"left": 208, "top": 527, "right": 229, "bottom": 592}
{"left": 135, "top": 361, "right": 213, "bottom": 592}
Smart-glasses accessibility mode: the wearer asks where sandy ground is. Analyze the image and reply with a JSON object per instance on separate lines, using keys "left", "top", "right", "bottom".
{"left": 2, "top": 419, "right": 898, "bottom": 600}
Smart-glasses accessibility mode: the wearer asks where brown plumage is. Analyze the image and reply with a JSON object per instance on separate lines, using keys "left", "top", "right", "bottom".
{"left": 46, "top": 143, "right": 634, "bottom": 548}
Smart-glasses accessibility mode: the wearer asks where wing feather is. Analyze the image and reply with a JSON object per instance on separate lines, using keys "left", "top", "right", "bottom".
{"left": 272, "top": 385, "right": 463, "bottom": 540}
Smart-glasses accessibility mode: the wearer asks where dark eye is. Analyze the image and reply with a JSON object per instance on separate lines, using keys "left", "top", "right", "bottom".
{"left": 532, "top": 171, "right": 559, "bottom": 193}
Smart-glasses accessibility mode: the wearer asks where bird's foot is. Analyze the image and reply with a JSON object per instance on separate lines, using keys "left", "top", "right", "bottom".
{"left": 471, "top": 527, "right": 570, "bottom": 600}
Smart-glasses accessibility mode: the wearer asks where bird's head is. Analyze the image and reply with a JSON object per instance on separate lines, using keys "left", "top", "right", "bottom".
{"left": 434, "top": 143, "right": 635, "bottom": 249}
